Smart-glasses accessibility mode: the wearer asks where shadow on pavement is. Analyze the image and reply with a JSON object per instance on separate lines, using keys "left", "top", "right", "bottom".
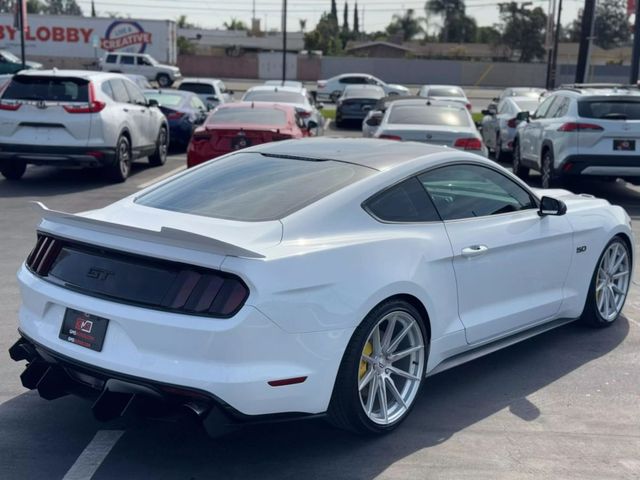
{"left": 0, "top": 318, "right": 629, "bottom": 479}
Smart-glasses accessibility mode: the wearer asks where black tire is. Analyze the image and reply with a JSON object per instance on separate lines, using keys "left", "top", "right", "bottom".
{"left": 148, "top": 126, "right": 168, "bottom": 166}
{"left": 157, "top": 74, "right": 172, "bottom": 88}
{"left": 494, "top": 135, "right": 505, "bottom": 162}
{"left": 327, "top": 299, "right": 427, "bottom": 434}
{"left": 106, "top": 135, "right": 132, "bottom": 183}
{"left": 580, "top": 237, "right": 631, "bottom": 328}
{"left": 1, "top": 160, "right": 26, "bottom": 180}
{"left": 334, "top": 117, "right": 344, "bottom": 129}
{"left": 541, "top": 148, "right": 560, "bottom": 188}
{"left": 512, "top": 140, "right": 529, "bottom": 179}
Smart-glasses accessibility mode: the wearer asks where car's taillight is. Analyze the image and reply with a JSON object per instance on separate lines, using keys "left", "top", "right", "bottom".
{"left": 465, "top": 103, "right": 472, "bottom": 111}
{"left": 26, "top": 234, "right": 63, "bottom": 276}
{"left": 63, "top": 82, "right": 105, "bottom": 114}
{"left": 379, "top": 134, "right": 402, "bottom": 140}
{"left": 558, "top": 122, "right": 603, "bottom": 132}
{"left": 454, "top": 137, "right": 483, "bottom": 150}
{"left": 317, "top": 80, "right": 327, "bottom": 88}
{"left": 0, "top": 102, "right": 21, "bottom": 111}
{"left": 166, "top": 111, "right": 185, "bottom": 120}
{"left": 507, "top": 117, "right": 518, "bottom": 128}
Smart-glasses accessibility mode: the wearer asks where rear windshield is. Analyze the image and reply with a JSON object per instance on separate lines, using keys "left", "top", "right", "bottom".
{"left": 388, "top": 105, "right": 471, "bottom": 127}
{"left": 343, "top": 86, "right": 384, "bottom": 99}
{"left": 578, "top": 98, "right": 640, "bottom": 120}
{"left": 144, "top": 92, "right": 184, "bottom": 107}
{"left": 3, "top": 76, "right": 88, "bottom": 102}
{"left": 179, "top": 83, "right": 214, "bottom": 94}
{"left": 208, "top": 107, "right": 287, "bottom": 126}
{"left": 427, "top": 87, "right": 464, "bottom": 98}
{"left": 514, "top": 99, "right": 540, "bottom": 112}
{"left": 243, "top": 91, "right": 305, "bottom": 104}
{"left": 135, "top": 153, "right": 374, "bottom": 221}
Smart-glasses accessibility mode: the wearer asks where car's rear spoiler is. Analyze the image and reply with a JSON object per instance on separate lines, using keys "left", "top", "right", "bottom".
{"left": 31, "top": 202, "right": 265, "bottom": 259}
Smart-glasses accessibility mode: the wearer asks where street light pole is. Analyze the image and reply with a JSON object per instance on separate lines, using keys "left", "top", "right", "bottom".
{"left": 549, "top": 0, "right": 563, "bottom": 89}
{"left": 631, "top": 0, "right": 640, "bottom": 84}
{"left": 18, "top": 0, "right": 26, "bottom": 69}
{"left": 282, "top": 0, "right": 287, "bottom": 83}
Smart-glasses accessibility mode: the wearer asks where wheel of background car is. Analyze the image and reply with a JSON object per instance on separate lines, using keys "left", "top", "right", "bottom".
{"left": 581, "top": 237, "right": 631, "bottom": 328}
{"left": 512, "top": 141, "right": 529, "bottom": 179}
{"left": 494, "top": 135, "right": 503, "bottom": 161}
{"left": 328, "top": 299, "right": 426, "bottom": 434}
{"left": 388, "top": 91, "right": 399, "bottom": 96}
{"left": 148, "top": 126, "right": 168, "bottom": 167}
{"left": 106, "top": 135, "right": 131, "bottom": 183}
{"left": 541, "top": 149, "right": 559, "bottom": 189}
{"left": 0, "top": 159, "right": 26, "bottom": 181}
{"left": 157, "top": 73, "right": 171, "bottom": 88}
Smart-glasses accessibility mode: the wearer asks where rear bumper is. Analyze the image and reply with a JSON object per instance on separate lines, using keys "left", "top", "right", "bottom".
{"left": 560, "top": 154, "right": 640, "bottom": 177}
{"left": 0, "top": 144, "right": 116, "bottom": 167}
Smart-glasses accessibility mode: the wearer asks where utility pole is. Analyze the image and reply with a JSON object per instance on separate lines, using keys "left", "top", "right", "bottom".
{"left": 575, "top": 0, "right": 596, "bottom": 83}
{"left": 548, "top": 0, "right": 563, "bottom": 89}
{"left": 282, "top": 0, "right": 287, "bottom": 83}
{"left": 18, "top": 0, "right": 26, "bottom": 69}
{"left": 544, "top": 0, "right": 556, "bottom": 88}
{"left": 631, "top": 0, "right": 640, "bottom": 83}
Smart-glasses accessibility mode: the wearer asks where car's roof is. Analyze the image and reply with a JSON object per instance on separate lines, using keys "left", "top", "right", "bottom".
{"left": 246, "top": 85, "right": 304, "bottom": 94}
{"left": 336, "top": 73, "right": 374, "bottom": 78}
{"left": 15, "top": 69, "right": 120, "bottom": 80}
{"left": 420, "top": 84, "right": 464, "bottom": 90}
{"left": 252, "top": 138, "right": 447, "bottom": 171}
{"left": 181, "top": 78, "right": 221, "bottom": 84}
{"left": 144, "top": 88, "right": 191, "bottom": 96}
{"left": 555, "top": 85, "right": 640, "bottom": 97}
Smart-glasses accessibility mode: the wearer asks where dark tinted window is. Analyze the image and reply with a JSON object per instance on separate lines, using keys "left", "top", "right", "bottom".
{"left": 427, "top": 87, "right": 465, "bottom": 98}
{"left": 120, "top": 55, "right": 135, "bottom": 65}
{"left": 365, "top": 177, "right": 439, "bottom": 222}
{"left": 123, "top": 80, "right": 146, "bottom": 105}
{"left": 137, "top": 56, "right": 152, "bottom": 66}
{"left": 105, "top": 54, "right": 117, "bottom": 63}
{"left": 136, "top": 153, "right": 374, "bottom": 221}
{"left": 578, "top": 98, "right": 640, "bottom": 120}
{"left": 109, "top": 79, "right": 130, "bottom": 103}
{"left": 208, "top": 107, "right": 287, "bottom": 126}
{"left": 179, "top": 82, "right": 215, "bottom": 94}
{"left": 3, "top": 75, "right": 88, "bottom": 102}
{"left": 340, "top": 76, "right": 368, "bottom": 84}
{"left": 419, "top": 165, "right": 536, "bottom": 220}
{"left": 243, "top": 91, "right": 306, "bottom": 104}
{"left": 388, "top": 105, "right": 471, "bottom": 126}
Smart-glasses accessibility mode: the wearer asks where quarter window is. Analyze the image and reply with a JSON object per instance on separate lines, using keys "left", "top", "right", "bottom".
{"left": 123, "top": 80, "right": 147, "bottom": 105}
{"left": 105, "top": 54, "right": 117, "bottom": 64}
{"left": 533, "top": 96, "right": 556, "bottom": 119}
{"left": 109, "top": 79, "right": 130, "bottom": 103}
{"left": 418, "top": 165, "right": 536, "bottom": 220}
{"left": 365, "top": 177, "right": 440, "bottom": 222}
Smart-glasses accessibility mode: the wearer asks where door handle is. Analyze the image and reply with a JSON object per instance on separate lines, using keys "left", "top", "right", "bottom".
{"left": 122, "top": 108, "right": 129, "bottom": 112}
{"left": 461, "top": 245, "right": 489, "bottom": 257}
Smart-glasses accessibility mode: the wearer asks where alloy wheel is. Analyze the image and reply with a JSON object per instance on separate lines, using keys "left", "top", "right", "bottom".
{"left": 358, "top": 310, "right": 425, "bottom": 425}
{"left": 595, "top": 241, "right": 630, "bottom": 321}
{"left": 118, "top": 139, "right": 131, "bottom": 177}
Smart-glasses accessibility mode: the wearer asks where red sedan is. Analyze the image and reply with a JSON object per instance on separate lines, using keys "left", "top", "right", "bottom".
{"left": 187, "top": 102, "right": 314, "bottom": 168}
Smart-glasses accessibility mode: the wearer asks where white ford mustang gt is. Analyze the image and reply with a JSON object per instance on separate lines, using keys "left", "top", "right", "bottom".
{"left": 10, "top": 138, "right": 633, "bottom": 435}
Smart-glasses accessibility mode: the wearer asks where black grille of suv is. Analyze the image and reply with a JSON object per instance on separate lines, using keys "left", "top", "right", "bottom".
{"left": 26, "top": 233, "right": 249, "bottom": 318}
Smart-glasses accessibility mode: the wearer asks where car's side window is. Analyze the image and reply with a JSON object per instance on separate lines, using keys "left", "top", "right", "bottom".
{"left": 109, "top": 79, "right": 130, "bottom": 103}
{"left": 120, "top": 55, "right": 134, "bottom": 65}
{"left": 105, "top": 54, "right": 117, "bottom": 64}
{"left": 123, "top": 80, "right": 146, "bottom": 105}
{"left": 550, "top": 97, "right": 570, "bottom": 118}
{"left": 101, "top": 81, "right": 114, "bottom": 100}
{"left": 364, "top": 177, "right": 440, "bottom": 223}
{"left": 418, "top": 164, "right": 536, "bottom": 221}
{"left": 191, "top": 96, "right": 206, "bottom": 110}
{"left": 498, "top": 101, "right": 509, "bottom": 115}
{"left": 533, "top": 96, "right": 556, "bottom": 119}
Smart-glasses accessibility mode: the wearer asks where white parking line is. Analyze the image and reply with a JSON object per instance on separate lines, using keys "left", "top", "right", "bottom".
{"left": 136, "top": 165, "right": 185, "bottom": 189}
{"left": 62, "top": 430, "right": 124, "bottom": 480}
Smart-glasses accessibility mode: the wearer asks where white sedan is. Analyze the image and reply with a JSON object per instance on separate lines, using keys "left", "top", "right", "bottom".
{"left": 10, "top": 138, "right": 633, "bottom": 435}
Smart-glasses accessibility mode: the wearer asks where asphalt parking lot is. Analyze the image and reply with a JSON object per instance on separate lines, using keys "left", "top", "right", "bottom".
{"left": 1, "top": 132, "right": 640, "bottom": 479}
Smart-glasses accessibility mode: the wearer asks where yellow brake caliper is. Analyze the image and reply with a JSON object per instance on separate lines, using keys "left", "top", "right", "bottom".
{"left": 359, "top": 341, "right": 373, "bottom": 379}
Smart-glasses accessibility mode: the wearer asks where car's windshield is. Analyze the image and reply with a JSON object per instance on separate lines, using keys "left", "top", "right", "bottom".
{"left": 426, "top": 87, "right": 465, "bottom": 98}
{"left": 179, "top": 83, "right": 215, "bottom": 95}
{"left": 2, "top": 50, "right": 20, "bottom": 62}
{"left": 207, "top": 107, "right": 288, "bottom": 126}
{"left": 143, "top": 92, "right": 184, "bottom": 107}
{"left": 343, "top": 86, "right": 385, "bottom": 99}
{"left": 388, "top": 105, "right": 471, "bottom": 126}
{"left": 135, "top": 153, "right": 374, "bottom": 221}
{"left": 243, "top": 90, "right": 306, "bottom": 104}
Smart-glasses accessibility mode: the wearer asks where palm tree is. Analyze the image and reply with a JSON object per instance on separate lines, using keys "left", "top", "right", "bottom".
{"left": 425, "top": 0, "right": 466, "bottom": 42}
{"left": 386, "top": 9, "right": 425, "bottom": 41}
{"left": 224, "top": 18, "right": 248, "bottom": 31}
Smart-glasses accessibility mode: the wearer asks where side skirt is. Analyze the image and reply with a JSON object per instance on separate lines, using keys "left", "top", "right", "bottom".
{"left": 427, "top": 317, "right": 577, "bottom": 377}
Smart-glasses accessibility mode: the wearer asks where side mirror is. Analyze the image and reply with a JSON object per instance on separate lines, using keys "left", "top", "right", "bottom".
{"left": 538, "top": 196, "right": 567, "bottom": 216}
{"left": 365, "top": 112, "right": 382, "bottom": 127}
{"left": 147, "top": 99, "right": 159, "bottom": 108}
{"left": 516, "top": 111, "right": 530, "bottom": 123}
{"left": 307, "top": 119, "right": 319, "bottom": 132}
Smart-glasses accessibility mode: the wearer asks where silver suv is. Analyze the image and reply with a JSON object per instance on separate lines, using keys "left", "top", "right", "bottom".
{"left": 513, "top": 84, "right": 640, "bottom": 188}
{"left": 0, "top": 70, "right": 168, "bottom": 182}
{"left": 99, "top": 53, "right": 181, "bottom": 88}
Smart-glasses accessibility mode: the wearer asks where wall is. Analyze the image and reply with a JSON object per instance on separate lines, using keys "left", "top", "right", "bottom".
{"left": 178, "top": 53, "right": 259, "bottom": 78}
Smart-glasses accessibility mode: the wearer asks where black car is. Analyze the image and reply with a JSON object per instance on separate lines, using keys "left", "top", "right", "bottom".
{"left": 335, "top": 85, "right": 386, "bottom": 128}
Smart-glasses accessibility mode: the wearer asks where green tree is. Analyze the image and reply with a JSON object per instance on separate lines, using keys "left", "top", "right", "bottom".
{"left": 353, "top": 2, "right": 359, "bottom": 33}
{"left": 386, "top": 9, "right": 425, "bottom": 41}
{"left": 566, "top": 0, "right": 630, "bottom": 49}
{"left": 299, "top": 19, "right": 307, "bottom": 32}
{"left": 476, "top": 25, "right": 501, "bottom": 44}
{"left": 304, "top": 12, "right": 342, "bottom": 55}
{"left": 27, "top": 0, "right": 45, "bottom": 13}
{"left": 343, "top": 2, "right": 349, "bottom": 31}
{"left": 330, "top": 0, "right": 338, "bottom": 22}
{"left": 177, "top": 15, "right": 196, "bottom": 29}
{"left": 445, "top": 13, "right": 476, "bottom": 42}
{"left": 425, "top": 0, "right": 467, "bottom": 42}
{"left": 498, "top": 2, "right": 547, "bottom": 62}
{"left": 44, "top": 0, "right": 82, "bottom": 15}
{"left": 223, "top": 18, "right": 248, "bottom": 31}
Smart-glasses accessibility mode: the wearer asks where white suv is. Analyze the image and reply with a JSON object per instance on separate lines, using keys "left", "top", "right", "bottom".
{"left": 513, "top": 85, "right": 640, "bottom": 188}
{"left": 99, "top": 53, "right": 181, "bottom": 88}
{"left": 0, "top": 70, "right": 168, "bottom": 182}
